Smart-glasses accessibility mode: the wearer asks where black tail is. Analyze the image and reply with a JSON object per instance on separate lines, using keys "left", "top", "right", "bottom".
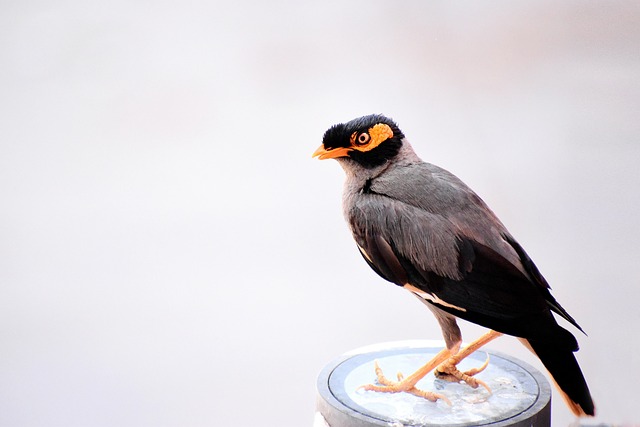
{"left": 526, "top": 334, "right": 595, "bottom": 416}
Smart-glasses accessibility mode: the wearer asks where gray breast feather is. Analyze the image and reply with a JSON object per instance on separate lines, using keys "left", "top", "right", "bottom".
{"left": 344, "top": 161, "right": 526, "bottom": 282}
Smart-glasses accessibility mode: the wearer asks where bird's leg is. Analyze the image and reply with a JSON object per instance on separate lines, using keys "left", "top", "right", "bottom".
{"left": 359, "top": 347, "right": 453, "bottom": 404}
{"left": 434, "top": 330, "right": 503, "bottom": 393}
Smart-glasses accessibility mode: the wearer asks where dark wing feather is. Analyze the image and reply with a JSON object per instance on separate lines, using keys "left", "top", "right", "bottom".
{"left": 355, "top": 231, "right": 408, "bottom": 285}
{"left": 502, "top": 233, "right": 585, "bottom": 333}
{"left": 400, "top": 236, "right": 578, "bottom": 348}
{"left": 347, "top": 164, "right": 581, "bottom": 343}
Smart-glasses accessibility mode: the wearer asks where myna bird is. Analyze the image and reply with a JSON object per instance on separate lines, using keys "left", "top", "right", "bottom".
{"left": 313, "top": 114, "right": 595, "bottom": 417}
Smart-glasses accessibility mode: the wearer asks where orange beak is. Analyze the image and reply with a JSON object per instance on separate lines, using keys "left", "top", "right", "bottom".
{"left": 312, "top": 144, "right": 352, "bottom": 160}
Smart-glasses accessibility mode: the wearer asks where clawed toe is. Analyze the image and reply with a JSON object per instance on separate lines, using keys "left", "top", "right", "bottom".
{"left": 359, "top": 360, "right": 452, "bottom": 405}
{"left": 434, "top": 354, "right": 492, "bottom": 394}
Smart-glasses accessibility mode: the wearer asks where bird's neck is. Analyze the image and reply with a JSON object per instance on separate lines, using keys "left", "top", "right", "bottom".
{"left": 339, "top": 139, "right": 421, "bottom": 202}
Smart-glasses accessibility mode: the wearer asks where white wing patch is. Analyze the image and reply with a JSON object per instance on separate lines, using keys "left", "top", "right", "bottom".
{"left": 404, "top": 284, "right": 467, "bottom": 312}
{"left": 357, "top": 244, "right": 374, "bottom": 264}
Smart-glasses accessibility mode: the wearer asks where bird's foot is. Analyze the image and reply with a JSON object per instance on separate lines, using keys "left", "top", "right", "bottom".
{"left": 358, "top": 360, "right": 452, "bottom": 405}
{"left": 434, "top": 354, "right": 491, "bottom": 394}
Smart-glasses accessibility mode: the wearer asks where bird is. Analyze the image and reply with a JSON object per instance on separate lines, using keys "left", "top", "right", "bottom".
{"left": 312, "top": 114, "right": 595, "bottom": 417}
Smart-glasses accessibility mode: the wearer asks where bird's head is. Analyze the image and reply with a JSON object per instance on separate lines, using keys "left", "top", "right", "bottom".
{"left": 313, "top": 114, "right": 405, "bottom": 169}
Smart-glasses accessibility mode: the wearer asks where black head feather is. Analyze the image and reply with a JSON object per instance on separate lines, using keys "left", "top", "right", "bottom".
{"left": 322, "top": 114, "right": 405, "bottom": 168}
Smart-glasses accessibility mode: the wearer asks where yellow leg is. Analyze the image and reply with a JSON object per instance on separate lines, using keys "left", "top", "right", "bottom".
{"left": 435, "top": 330, "right": 503, "bottom": 393}
{"left": 360, "top": 330, "right": 503, "bottom": 404}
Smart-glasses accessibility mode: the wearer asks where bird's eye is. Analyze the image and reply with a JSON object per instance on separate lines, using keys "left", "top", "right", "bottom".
{"left": 355, "top": 132, "right": 370, "bottom": 146}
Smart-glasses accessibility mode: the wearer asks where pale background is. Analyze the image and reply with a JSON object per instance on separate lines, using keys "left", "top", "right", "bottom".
{"left": 1, "top": 1, "right": 638, "bottom": 426}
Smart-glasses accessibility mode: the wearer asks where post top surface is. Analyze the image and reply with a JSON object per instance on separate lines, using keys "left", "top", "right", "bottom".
{"left": 317, "top": 341, "right": 551, "bottom": 427}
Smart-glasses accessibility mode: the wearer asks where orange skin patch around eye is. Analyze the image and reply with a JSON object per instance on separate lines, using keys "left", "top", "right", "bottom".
{"left": 349, "top": 132, "right": 358, "bottom": 146}
{"left": 351, "top": 123, "right": 394, "bottom": 152}
{"left": 313, "top": 123, "right": 395, "bottom": 160}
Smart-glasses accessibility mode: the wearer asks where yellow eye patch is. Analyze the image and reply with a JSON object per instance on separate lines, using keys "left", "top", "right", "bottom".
{"left": 349, "top": 123, "right": 394, "bottom": 152}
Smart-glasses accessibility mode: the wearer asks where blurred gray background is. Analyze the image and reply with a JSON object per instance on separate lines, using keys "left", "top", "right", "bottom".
{"left": 1, "top": 1, "right": 638, "bottom": 426}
